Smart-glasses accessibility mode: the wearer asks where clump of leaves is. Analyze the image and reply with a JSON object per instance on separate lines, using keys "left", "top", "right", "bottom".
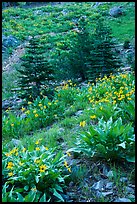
{"left": 69, "top": 117, "right": 135, "bottom": 163}
{"left": 2, "top": 141, "right": 71, "bottom": 202}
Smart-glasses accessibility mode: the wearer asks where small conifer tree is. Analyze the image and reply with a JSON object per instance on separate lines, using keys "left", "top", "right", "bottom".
{"left": 87, "top": 16, "right": 122, "bottom": 81}
{"left": 17, "top": 36, "right": 54, "bottom": 101}
{"left": 67, "top": 16, "right": 92, "bottom": 81}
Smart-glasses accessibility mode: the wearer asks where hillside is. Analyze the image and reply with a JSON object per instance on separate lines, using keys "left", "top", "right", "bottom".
{"left": 2, "top": 2, "right": 135, "bottom": 202}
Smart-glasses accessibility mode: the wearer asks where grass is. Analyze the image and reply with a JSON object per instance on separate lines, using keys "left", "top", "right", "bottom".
{"left": 2, "top": 3, "right": 135, "bottom": 202}
{"left": 2, "top": 69, "right": 19, "bottom": 100}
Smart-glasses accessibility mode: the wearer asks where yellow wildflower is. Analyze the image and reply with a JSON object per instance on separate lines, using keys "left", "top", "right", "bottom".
{"left": 80, "top": 121, "right": 86, "bottom": 127}
{"left": 35, "top": 114, "right": 39, "bottom": 117}
{"left": 28, "top": 101, "right": 32, "bottom": 105}
{"left": 64, "top": 161, "right": 68, "bottom": 167}
{"left": 35, "top": 140, "right": 39, "bottom": 145}
{"left": 19, "top": 161, "right": 23, "bottom": 166}
{"left": 38, "top": 103, "right": 42, "bottom": 107}
{"left": 67, "top": 167, "right": 71, "bottom": 172}
{"left": 48, "top": 102, "right": 52, "bottom": 106}
{"left": 34, "top": 159, "right": 40, "bottom": 164}
{"left": 7, "top": 162, "right": 14, "bottom": 169}
{"left": 88, "top": 87, "right": 92, "bottom": 92}
{"left": 45, "top": 147, "right": 49, "bottom": 150}
{"left": 15, "top": 152, "right": 18, "bottom": 156}
{"left": 25, "top": 110, "right": 30, "bottom": 114}
{"left": 127, "top": 97, "right": 132, "bottom": 100}
{"left": 44, "top": 106, "right": 46, "bottom": 109}
{"left": 36, "top": 147, "right": 40, "bottom": 151}
{"left": 22, "top": 148, "right": 26, "bottom": 152}
{"left": 39, "top": 164, "right": 47, "bottom": 173}
{"left": 8, "top": 172, "right": 14, "bottom": 177}
{"left": 66, "top": 152, "right": 71, "bottom": 157}
{"left": 113, "top": 100, "right": 116, "bottom": 105}
{"left": 21, "top": 107, "right": 26, "bottom": 112}
{"left": 90, "top": 115, "right": 96, "bottom": 119}
{"left": 33, "top": 110, "right": 37, "bottom": 114}
{"left": 11, "top": 123, "right": 14, "bottom": 127}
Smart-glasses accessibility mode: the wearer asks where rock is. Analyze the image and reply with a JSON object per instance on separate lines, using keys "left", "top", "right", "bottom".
{"left": 102, "top": 164, "right": 110, "bottom": 176}
{"left": 2, "top": 97, "right": 23, "bottom": 110}
{"left": 109, "top": 6, "right": 123, "bottom": 17}
{"left": 107, "top": 170, "right": 114, "bottom": 178}
{"left": 95, "top": 191, "right": 102, "bottom": 198}
{"left": 2, "top": 35, "right": 19, "bottom": 48}
{"left": 120, "top": 177, "right": 128, "bottom": 183}
{"left": 128, "top": 194, "right": 135, "bottom": 199}
{"left": 125, "top": 186, "right": 134, "bottom": 194}
{"left": 33, "top": 10, "right": 43, "bottom": 15}
{"left": 58, "top": 128, "right": 65, "bottom": 134}
{"left": 11, "top": 139, "right": 21, "bottom": 146}
{"left": 91, "top": 180, "right": 104, "bottom": 191}
{"left": 101, "top": 191, "right": 113, "bottom": 197}
{"left": 20, "top": 113, "right": 27, "bottom": 119}
{"left": 61, "top": 9, "right": 68, "bottom": 15}
{"left": 106, "top": 182, "right": 114, "bottom": 190}
{"left": 69, "top": 181, "right": 75, "bottom": 187}
{"left": 2, "top": 100, "right": 10, "bottom": 109}
{"left": 114, "top": 198, "right": 131, "bottom": 202}
{"left": 93, "top": 2, "right": 104, "bottom": 8}
{"left": 75, "top": 110, "right": 83, "bottom": 116}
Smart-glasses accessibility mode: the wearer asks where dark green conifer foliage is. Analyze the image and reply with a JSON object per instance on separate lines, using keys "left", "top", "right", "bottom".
{"left": 17, "top": 36, "right": 54, "bottom": 101}
{"left": 68, "top": 16, "right": 92, "bottom": 81}
{"left": 87, "top": 17, "right": 122, "bottom": 81}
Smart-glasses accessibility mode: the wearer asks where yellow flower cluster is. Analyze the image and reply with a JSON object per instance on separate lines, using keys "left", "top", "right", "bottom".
{"left": 90, "top": 115, "right": 96, "bottom": 119}
{"left": 5, "top": 148, "right": 18, "bottom": 157}
{"left": 7, "top": 161, "right": 14, "bottom": 169}
{"left": 8, "top": 172, "right": 14, "bottom": 177}
{"left": 64, "top": 161, "right": 71, "bottom": 172}
{"left": 21, "top": 107, "right": 26, "bottom": 112}
{"left": 80, "top": 121, "right": 86, "bottom": 127}
{"left": 39, "top": 164, "right": 47, "bottom": 173}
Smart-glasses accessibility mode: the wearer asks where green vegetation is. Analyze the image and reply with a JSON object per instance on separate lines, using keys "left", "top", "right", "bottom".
{"left": 2, "top": 2, "right": 135, "bottom": 202}
{"left": 16, "top": 35, "right": 55, "bottom": 101}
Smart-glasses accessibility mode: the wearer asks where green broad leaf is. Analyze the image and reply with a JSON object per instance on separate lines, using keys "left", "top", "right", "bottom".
{"left": 52, "top": 151, "right": 62, "bottom": 164}
{"left": 17, "top": 192, "right": 24, "bottom": 202}
{"left": 24, "top": 185, "right": 29, "bottom": 191}
{"left": 8, "top": 197, "right": 17, "bottom": 202}
{"left": 2, "top": 183, "right": 8, "bottom": 195}
{"left": 58, "top": 176, "right": 64, "bottom": 183}
{"left": 89, "top": 126, "right": 98, "bottom": 136}
{"left": 39, "top": 193, "right": 46, "bottom": 202}
{"left": 35, "top": 175, "right": 40, "bottom": 183}
{"left": 14, "top": 188, "right": 24, "bottom": 193}
{"left": 82, "top": 136, "right": 92, "bottom": 145}
{"left": 9, "top": 186, "right": 14, "bottom": 198}
{"left": 126, "top": 156, "right": 135, "bottom": 163}
{"left": 24, "top": 191, "right": 36, "bottom": 202}
{"left": 55, "top": 184, "right": 63, "bottom": 192}
{"left": 53, "top": 188, "right": 64, "bottom": 202}
{"left": 96, "top": 144, "right": 106, "bottom": 154}
{"left": 28, "top": 144, "right": 35, "bottom": 152}
{"left": 2, "top": 197, "right": 7, "bottom": 202}
{"left": 117, "top": 141, "right": 126, "bottom": 149}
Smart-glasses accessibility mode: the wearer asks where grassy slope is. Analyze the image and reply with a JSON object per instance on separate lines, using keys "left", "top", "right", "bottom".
{"left": 2, "top": 2, "right": 135, "bottom": 100}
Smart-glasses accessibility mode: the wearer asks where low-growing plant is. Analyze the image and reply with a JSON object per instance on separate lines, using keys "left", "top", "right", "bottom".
{"left": 69, "top": 117, "right": 135, "bottom": 163}
{"left": 2, "top": 141, "right": 72, "bottom": 202}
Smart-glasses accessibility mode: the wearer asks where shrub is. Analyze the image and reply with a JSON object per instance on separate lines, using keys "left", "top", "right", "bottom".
{"left": 2, "top": 142, "right": 71, "bottom": 202}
